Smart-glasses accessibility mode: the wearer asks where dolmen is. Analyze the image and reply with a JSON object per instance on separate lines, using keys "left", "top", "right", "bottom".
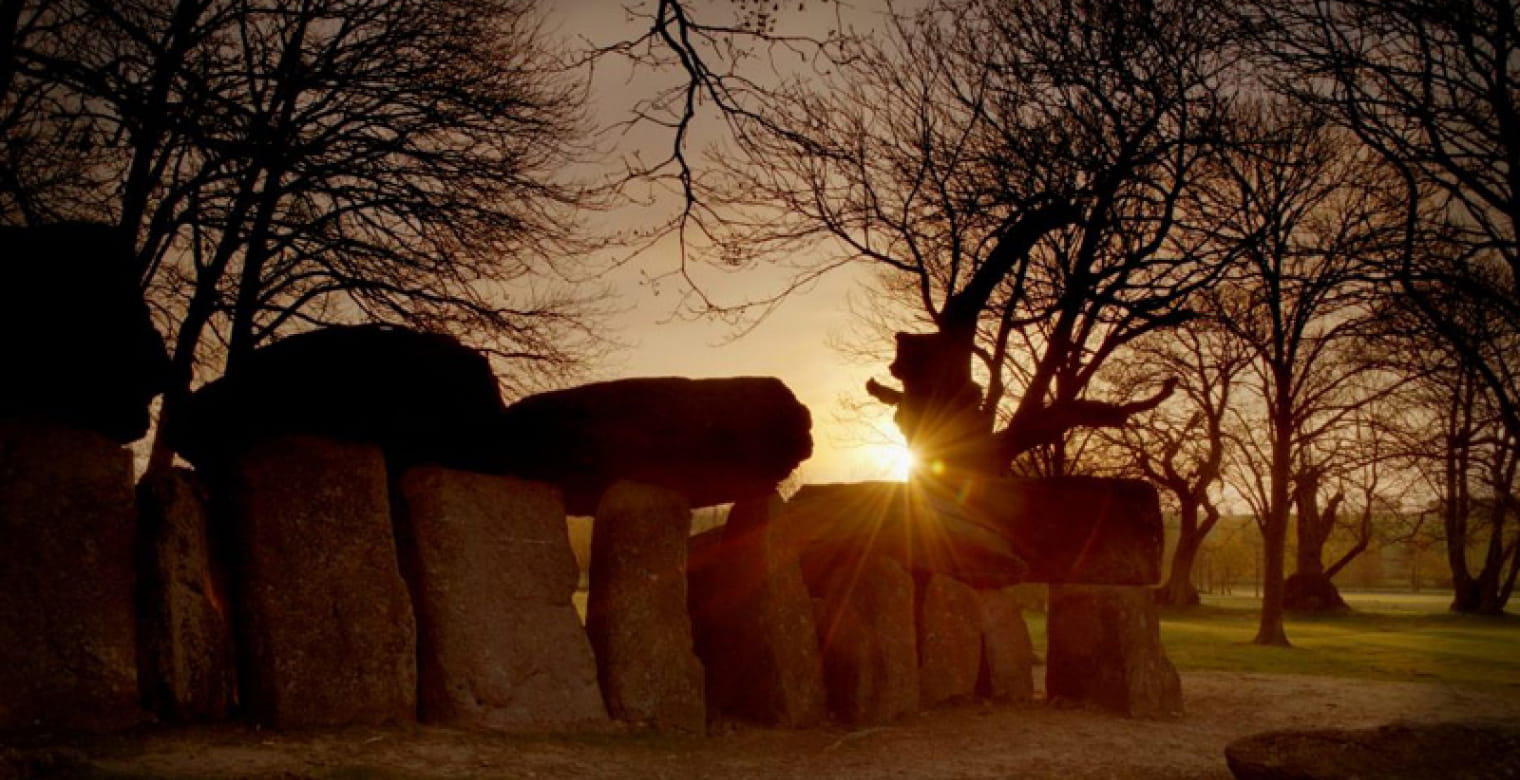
{"left": 0, "top": 222, "right": 169, "bottom": 731}
{"left": 167, "top": 326, "right": 814, "bottom": 733}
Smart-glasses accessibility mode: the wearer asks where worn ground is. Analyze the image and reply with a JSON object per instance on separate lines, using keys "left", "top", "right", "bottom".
{"left": 6, "top": 666, "right": 1519, "bottom": 780}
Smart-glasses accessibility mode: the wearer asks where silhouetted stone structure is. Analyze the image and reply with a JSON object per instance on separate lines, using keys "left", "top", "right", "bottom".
{"left": 136, "top": 469, "right": 235, "bottom": 722}
{"left": 976, "top": 587, "right": 1035, "bottom": 703}
{"left": 0, "top": 421, "right": 144, "bottom": 731}
{"left": 171, "top": 325, "right": 506, "bottom": 473}
{"left": 396, "top": 468, "right": 605, "bottom": 730}
{"left": 0, "top": 222, "right": 169, "bottom": 443}
{"left": 806, "top": 555, "right": 919, "bottom": 724}
{"left": 1046, "top": 585, "right": 1181, "bottom": 718}
{"left": 227, "top": 436, "right": 416, "bottom": 728}
{"left": 782, "top": 482, "right": 1027, "bottom": 588}
{"left": 586, "top": 481, "right": 705, "bottom": 733}
{"left": 1226, "top": 721, "right": 1520, "bottom": 780}
{"left": 498, "top": 377, "right": 812, "bottom": 514}
{"left": 973, "top": 477, "right": 1164, "bottom": 585}
{"left": 688, "top": 493, "right": 827, "bottom": 728}
{"left": 916, "top": 574, "right": 982, "bottom": 707}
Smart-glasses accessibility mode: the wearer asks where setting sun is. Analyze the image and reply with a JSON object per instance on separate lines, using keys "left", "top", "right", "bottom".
{"left": 865, "top": 442, "right": 918, "bottom": 482}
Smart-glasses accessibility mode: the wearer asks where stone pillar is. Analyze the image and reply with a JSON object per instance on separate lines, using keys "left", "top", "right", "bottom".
{"left": 976, "top": 586, "right": 1034, "bottom": 703}
{"left": 688, "top": 493, "right": 826, "bottom": 727}
{"left": 1046, "top": 585, "right": 1181, "bottom": 718}
{"left": 136, "top": 468, "right": 235, "bottom": 721}
{"left": 806, "top": 555, "right": 919, "bottom": 724}
{"left": 227, "top": 435, "right": 416, "bottom": 728}
{"left": 396, "top": 468, "right": 605, "bottom": 730}
{"left": 916, "top": 574, "right": 981, "bottom": 707}
{"left": 0, "top": 420, "right": 144, "bottom": 731}
{"left": 586, "top": 481, "right": 705, "bottom": 733}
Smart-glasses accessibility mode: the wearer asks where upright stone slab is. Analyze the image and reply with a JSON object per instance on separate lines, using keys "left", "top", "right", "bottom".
{"left": 976, "top": 586, "right": 1034, "bottom": 703}
{"left": 396, "top": 468, "right": 605, "bottom": 729}
{"left": 916, "top": 574, "right": 981, "bottom": 707}
{"left": 0, "top": 420, "right": 143, "bottom": 731}
{"left": 806, "top": 555, "right": 919, "bottom": 724}
{"left": 136, "top": 468, "right": 235, "bottom": 721}
{"left": 687, "top": 494, "right": 826, "bottom": 727}
{"left": 228, "top": 435, "right": 416, "bottom": 728}
{"left": 1046, "top": 585, "right": 1181, "bottom": 718}
{"left": 586, "top": 481, "right": 705, "bottom": 733}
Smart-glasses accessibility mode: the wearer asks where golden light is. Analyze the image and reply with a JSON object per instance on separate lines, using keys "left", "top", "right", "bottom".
{"left": 865, "top": 442, "right": 918, "bottom": 482}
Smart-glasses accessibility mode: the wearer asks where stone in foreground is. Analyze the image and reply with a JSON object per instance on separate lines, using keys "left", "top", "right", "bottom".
{"left": 136, "top": 468, "right": 236, "bottom": 722}
{"left": 688, "top": 494, "right": 826, "bottom": 727}
{"left": 916, "top": 574, "right": 982, "bottom": 707}
{"left": 397, "top": 468, "right": 605, "bottom": 729}
{"left": 586, "top": 481, "right": 705, "bottom": 733}
{"left": 498, "top": 377, "right": 812, "bottom": 514}
{"left": 228, "top": 436, "right": 416, "bottom": 728}
{"left": 806, "top": 555, "right": 919, "bottom": 724}
{"left": 1225, "top": 720, "right": 1520, "bottom": 780}
{"left": 0, "top": 421, "right": 144, "bottom": 731}
{"left": 976, "top": 586, "right": 1035, "bottom": 703}
{"left": 1046, "top": 584, "right": 1181, "bottom": 718}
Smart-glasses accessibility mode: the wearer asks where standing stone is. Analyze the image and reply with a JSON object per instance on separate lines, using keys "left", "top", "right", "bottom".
{"left": 586, "top": 481, "right": 705, "bottom": 733}
{"left": 687, "top": 494, "right": 826, "bottom": 727}
{"left": 227, "top": 436, "right": 415, "bottom": 728}
{"left": 0, "top": 421, "right": 144, "bottom": 731}
{"left": 396, "top": 468, "right": 605, "bottom": 730}
{"left": 136, "top": 468, "right": 235, "bottom": 721}
{"left": 976, "top": 586, "right": 1034, "bottom": 703}
{"left": 916, "top": 574, "right": 982, "bottom": 707}
{"left": 1046, "top": 585, "right": 1181, "bottom": 718}
{"left": 806, "top": 555, "right": 919, "bottom": 724}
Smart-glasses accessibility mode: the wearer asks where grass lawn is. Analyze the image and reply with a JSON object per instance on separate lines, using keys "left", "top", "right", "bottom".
{"left": 1026, "top": 590, "right": 1520, "bottom": 690}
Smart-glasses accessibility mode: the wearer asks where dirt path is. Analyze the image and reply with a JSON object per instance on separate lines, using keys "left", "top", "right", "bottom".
{"left": 9, "top": 669, "right": 1520, "bottom": 779}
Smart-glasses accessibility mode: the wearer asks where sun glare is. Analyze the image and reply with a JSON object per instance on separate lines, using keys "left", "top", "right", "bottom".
{"left": 868, "top": 442, "right": 918, "bottom": 482}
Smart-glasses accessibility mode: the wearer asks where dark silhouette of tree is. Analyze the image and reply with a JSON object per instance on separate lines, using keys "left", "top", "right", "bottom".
{"left": 1107, "top": 318, "right": 1248, "bottom": 606}
{"left": 684, "top": 0, "right": 1241, "bottom": 483}
{"left": 4, "top": 0, "right": 609, "bottom": 466}
{"left": 1205, "top": 102, "right": 1398, "bottom": 645}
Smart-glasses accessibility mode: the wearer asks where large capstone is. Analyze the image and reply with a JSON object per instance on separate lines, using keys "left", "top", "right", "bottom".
{"left": 498, "top": 377, "right": 812, "bottom": 514}
{"left": 226, "top": 436, "right": 416, "bottom": 728}
{"left": 1046, "top": 584, "right": 1181, "bottom": 718}
{"left": 780, "top": 482, "right": 1026, "bottom": 588}
{"left": 805, "top": 555, "right": 919, "bottom": 725}
{"left": 585, "top": 481, "right": 705, "bottom": 733}
{"left": 135, "top": 468, "right": 236, "bottom": 722}
{"left": 170, "top": 325, "right": 506, "bottom": 473}
{"left": 0, "top": 420, "right": 144, "bottom": 731}
{"left": 0, "top": 222, "right": 168, "bottom": 443}
{"left": 688, "top": 494, "right": 827, "bottom": 727}
{"left": 395, "top": 468, "right": 605, "bottom": 730}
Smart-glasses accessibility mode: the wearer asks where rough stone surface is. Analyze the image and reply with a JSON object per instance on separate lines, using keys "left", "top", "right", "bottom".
{"left": 135, "top": 468, "right": 236, "bottom": 722}
{"left": 806, "top": 555, "right": 919, "bottom": 724}
{"left": 782, "top": 482, "right": 1026, "bottom": 588}
{"left": 976, "top": 586, "right": 1035, "bottom": 703}
{"left": 0, "top": 420, "right": 144, "bottom": 731}
{"left": 171, "top": 325, "right": 506, "bottom": 473}
{"left": 1225, "top": 720, "right": 1520, "bottom": 780}
{"left": 1046, "top": 585, "right": 1181, "bottom": 718}
{"left": 586, "top": 481, "right": 705, "bottom": 733}
{"left": 396, "top": 468, "right": 605, "bottom": 730}
{"left": 974, "top": 477, "right": 1164, "bottom": 585}
{"left": 499, "top": 377, "right": 813, "bottom": 514}
{"left": 916, "top": 575, "right": 982, "bottom": 707}
{"left": 227, "top": 436, "right": 416, "bottom": 728}
{"left": 688, "top": 494, "right": 826, "bottom": 727}
{"left": 0, "top": 222, "right": 169, "bottom": 443}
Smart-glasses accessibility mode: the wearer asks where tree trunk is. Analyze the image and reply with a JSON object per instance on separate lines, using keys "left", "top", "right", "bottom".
{"left": 1254, "top": 383, "right": 1293, "bottom": 647}
{"left": 1157, "top": 500, "right": 1204, "bottom": 607}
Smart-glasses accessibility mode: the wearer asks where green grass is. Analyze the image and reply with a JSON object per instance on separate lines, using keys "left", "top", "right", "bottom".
{"left": 1027, "top": 590, "right": 1520, "bottom": 690}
